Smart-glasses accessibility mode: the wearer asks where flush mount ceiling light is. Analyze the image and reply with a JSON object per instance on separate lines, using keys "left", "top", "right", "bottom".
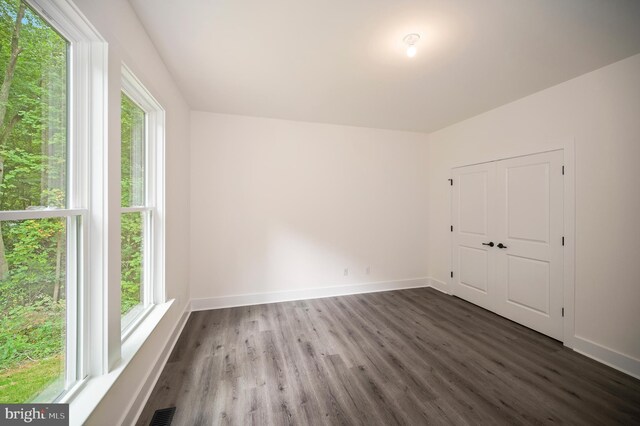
{"left": 403, "top": 33, "right": 421, "bottom": 58}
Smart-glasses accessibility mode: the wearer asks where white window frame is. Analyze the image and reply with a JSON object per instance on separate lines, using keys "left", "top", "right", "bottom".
{"left": 120, "top": 65, "right": 166, "bottom": 339}
{"left": 4, "top": 0, "right": 109, "bottom": 402}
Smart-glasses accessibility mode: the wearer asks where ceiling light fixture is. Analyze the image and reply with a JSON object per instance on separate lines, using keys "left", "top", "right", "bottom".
{"left": 403, "top": 33, "right": 420, "bottom": 58}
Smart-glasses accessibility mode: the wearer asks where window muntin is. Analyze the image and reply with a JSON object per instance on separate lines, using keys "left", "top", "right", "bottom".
{"left": 0, "top": 0, "right": 79, "bottom": 403}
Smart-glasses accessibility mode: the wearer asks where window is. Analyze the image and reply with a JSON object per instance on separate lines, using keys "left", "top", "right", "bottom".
{"left": 1, "top": 0, "right": 166, "bottom": 412}
{"left": 120, "top": 67, "right": 165, "bottom": 334}
{"left": 0, "top": 0, "right": 77, "bottom": 402}
{"left": 0, "top": 0, "right": 107, "bottom": 406}
{"left": 120, "top": 94, "right": 146, "bottom": 324}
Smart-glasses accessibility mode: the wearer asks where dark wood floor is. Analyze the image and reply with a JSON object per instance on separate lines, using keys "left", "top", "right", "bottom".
{"left": 138, "top": 288, "right": 640, "bottom": 425}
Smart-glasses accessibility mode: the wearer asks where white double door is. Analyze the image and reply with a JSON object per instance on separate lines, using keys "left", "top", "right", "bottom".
{"left": 452, "top": 150, "right": 564, "bottom": 340}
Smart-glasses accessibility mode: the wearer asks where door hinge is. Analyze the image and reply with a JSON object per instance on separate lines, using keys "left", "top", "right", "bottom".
{"left": 562, "top": 165, "right": 565, "bottom": 175}
{"left": 450, "top": 271, "right": 454, "bottom": 278}
{"left": 451, "top": 225, "right": 453, "bottom": 232}
{"left": 448, "top": 178, "right": 453, "bottom": 186}
{"left": 562, "top": 307, "right": 565, "bottom": 317}
{"left": 562, "top": 236, "right": 565, "bottom": 246}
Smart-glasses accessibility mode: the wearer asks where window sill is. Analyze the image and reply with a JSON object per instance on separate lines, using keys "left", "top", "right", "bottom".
{"left": 64, "top": 299, "right": 175, "bottom": 426}
{"left": 122, "top": 303, "right": 154, "bottom": 340}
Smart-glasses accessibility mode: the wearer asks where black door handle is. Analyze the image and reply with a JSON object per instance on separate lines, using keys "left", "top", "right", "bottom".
{"left": 497, "top": 243, "right": 508, "bottom": 249}
{"left": 482, "top": 242, "right": 494, "bottom": 247}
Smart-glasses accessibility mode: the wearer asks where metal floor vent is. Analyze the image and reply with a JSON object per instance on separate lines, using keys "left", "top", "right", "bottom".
{"left": 150, "top": 407, "right": 176, "bottom": 426}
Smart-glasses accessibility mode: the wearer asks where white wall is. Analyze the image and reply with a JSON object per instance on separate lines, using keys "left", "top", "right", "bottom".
{"left": 428, "top": 54, "right": 640, "bottom": 369}
{"left": 68, "top": 0, "right": 191, "bottom": 423}
{"left": 190, "top": 113, "right": 429, "bottom": 302}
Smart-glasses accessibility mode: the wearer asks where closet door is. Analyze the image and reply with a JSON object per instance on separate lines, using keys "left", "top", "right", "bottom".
{"left": 452, "top": 162, "right": 497, "bottom": 312}
{"left": 494, "top": 150, "right": 564, "bottom": 340}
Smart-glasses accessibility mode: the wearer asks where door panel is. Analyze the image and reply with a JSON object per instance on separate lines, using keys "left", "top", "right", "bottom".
{"left": 495, "top": 150, "right": 564, "bottom": 340}
{"left": 459, "top": 172, "right": 489, "bottom": 235}
{"left": 506, "top": 162, "right": 550, "bottom": 243}
{"left": 506, "top": 255, "right": 550, "bottom": 314}
{"left": 452, "top": 163, "right": 496, "bottom": 311}
{"left": 459, "top": 246, "right": 489, "bottom": 293}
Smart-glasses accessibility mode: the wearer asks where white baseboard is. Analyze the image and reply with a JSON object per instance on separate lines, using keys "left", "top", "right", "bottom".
{"left": 123, "top": 302, "right": 191, "bottom": 426}
{"left": 572, "top": 335, "right": 640, "bottom": 380}
{"left": 427, "top": 277, "right": 450, "bottom": 294}
{"left": 190, "top": 277, "right": 430, "bottom": 311}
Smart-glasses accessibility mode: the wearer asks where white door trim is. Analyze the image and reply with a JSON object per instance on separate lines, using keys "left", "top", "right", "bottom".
{"left": 449, "top": 139, "right": 576, "bottom": 348}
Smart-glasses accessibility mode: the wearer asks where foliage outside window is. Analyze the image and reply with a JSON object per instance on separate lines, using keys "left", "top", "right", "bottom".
{"left": 0, "top": 0, "right": 73, "bottom": 403}
{"left": 121, "top": 93, "right": 146, "bottom": 321}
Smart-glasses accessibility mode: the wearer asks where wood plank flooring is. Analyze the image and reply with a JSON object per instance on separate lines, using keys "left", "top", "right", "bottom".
{"left": 137, "top": 288, "right": 640, "bottom": 425}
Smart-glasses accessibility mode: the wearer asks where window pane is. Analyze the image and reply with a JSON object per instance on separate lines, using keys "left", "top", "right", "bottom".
{"left": 0, "top": 1, "right": 70, "bottom": 404}
{"left": 0, "top": 218, "right": 67, "bottom": 403}
{"left": 121, "top": 94, "right": 145, "bottom": 207}
{"left": 0, "top": 1, "right": 68, "bottom": 211}
{"left": 121, "top": 211, "right": 144, "bottom": 319}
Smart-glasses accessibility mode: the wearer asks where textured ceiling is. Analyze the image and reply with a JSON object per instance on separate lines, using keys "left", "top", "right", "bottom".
{"left": 130, "top": 0, "right": 640, "bottom": 133}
